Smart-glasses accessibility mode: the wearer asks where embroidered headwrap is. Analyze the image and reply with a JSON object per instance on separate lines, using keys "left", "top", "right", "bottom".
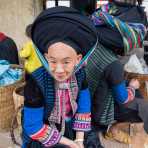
{"left": 31, "top": 6, "right": 97, "bottom": 72}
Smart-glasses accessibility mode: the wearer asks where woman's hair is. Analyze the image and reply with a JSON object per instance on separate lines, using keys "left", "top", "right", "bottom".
{"left": 25, "top": 24, "right": 32, "bottom": 38}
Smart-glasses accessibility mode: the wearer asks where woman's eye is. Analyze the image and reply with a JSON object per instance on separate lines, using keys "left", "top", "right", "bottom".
{"left": 64, "top": 61, "right": 70, "bottom": 64}
{"left": 50, "top": 61, "right": 56, "bottom": 64}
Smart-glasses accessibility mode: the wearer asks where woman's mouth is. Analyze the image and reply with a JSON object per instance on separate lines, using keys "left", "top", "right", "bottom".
{"left": 55, "top": 74, "right": 65, "bottom": 78}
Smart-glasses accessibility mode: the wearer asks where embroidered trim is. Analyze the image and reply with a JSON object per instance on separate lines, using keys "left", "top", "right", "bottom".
{"left": 73, "top": 113, "right": 91, "bottom": 131}
{"left": 31, "top": 125, "right": 48, "bottom": 139}
{"left": 124, "top": 86, "right": 135, "bottom": 103}
{"left": 31, "top": 124, "right": 61, "bottom": 147}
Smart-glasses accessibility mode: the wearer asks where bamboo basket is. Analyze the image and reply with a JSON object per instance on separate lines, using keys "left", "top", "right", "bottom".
{"left": 13, "top": 83, "right": 25, "bottom": 126}
{"left": 0, "top": 65, "right": 24, "bottom": 131}
{"left": 10, "top": 84, "right": 25, "bottom": 147}
{"left": 125, "top": 71, "right": 148, "bottom": 99}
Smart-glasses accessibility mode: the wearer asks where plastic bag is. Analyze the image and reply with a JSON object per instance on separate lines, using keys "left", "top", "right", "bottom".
{"left": 124, "top": 54, "right": 144, "bottom": 74}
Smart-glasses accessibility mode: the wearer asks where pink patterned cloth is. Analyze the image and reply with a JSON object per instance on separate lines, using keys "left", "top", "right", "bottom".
{"left": 49, "top": 75, "right": 78, "bottom": 124}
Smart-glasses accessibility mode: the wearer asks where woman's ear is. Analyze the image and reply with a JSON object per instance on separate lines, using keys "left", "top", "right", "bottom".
{"left": 76, "top": 54, "right": 82, "bottom": 65}
{"left": 44, "top": 53, "right": 48, "bottom": 58}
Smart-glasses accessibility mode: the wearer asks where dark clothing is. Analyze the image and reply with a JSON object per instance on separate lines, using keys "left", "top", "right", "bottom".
{"left": 31, "top": 6, "right": 97, "bottom": 56}
{"left": 89, "top": 60, "right": 124, "bottom": 127}
{"left": 86, "top": 43, "right": 118, "bottom": 96}
{"left": 84, "top": 129, "right": 104, "bottom": 148}
{"left": 23, "top": 67, "right": 93, "bottom": 148}
{"left": 86, "top": 3, "right": 148, "bottom": 146}
{"left": 91, "top": 59, "right": 148, "bottom": 133}
{"left": 0, "top": 36, "right": 19, "bottom": 64}
{"left": 115, "top": 96, "right": 148, "bottom": 133}
{"left": 71, "top": 0, "right": 96, "bottom": 15}
{"left": 87, "top": 0, "right": 147, "bottom": 128}
{"left": 144, "top": 31, "right": 148, "bottom": 65}
{"left": 23, "top": 116, "right": 103, "bottom": 148}
{"left": 96, "top": 3, "right": 147, "bottom": 55}
{"left": 24, "top": 120, "right": 74, "bottom": 148}
{"left": 91, "top": 56, "right": 148, "bottom": 133}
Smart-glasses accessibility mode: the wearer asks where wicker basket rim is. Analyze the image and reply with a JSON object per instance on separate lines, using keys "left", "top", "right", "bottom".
{"left": 125, "top": 71, "right": 148, "bottom": 76}
{"left": 13, "top": 82, "right": 25, "bottom": 94}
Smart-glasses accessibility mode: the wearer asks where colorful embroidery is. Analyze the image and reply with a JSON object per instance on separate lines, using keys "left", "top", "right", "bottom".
{"left": 73, "top": 113, "right": 91, "bottom": 131}
{"left": 125, "top": 86, "right": 135, "bottom": 103}
{"left": 31, "top": 125, "right": 61, "bottom": 147}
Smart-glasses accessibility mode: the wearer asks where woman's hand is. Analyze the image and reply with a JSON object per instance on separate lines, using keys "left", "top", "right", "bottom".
{"left": 59, "top": 136, "right": 80, "bottom": 148}
{"left": 75, "top": 141, "right": 84, "bottom": 148}
{"left": 129, "top": 79, "right": 140, "bottom": 89}
{"left": 74, "top": 131, "right": 84, "bottom": 148}
{"left": 69, "top": 141, "right": 81, "bottom": 148}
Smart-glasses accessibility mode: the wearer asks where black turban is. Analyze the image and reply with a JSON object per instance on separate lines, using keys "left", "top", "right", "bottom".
{"left": 31, "top": 6, "right": 97, "bottom": 56}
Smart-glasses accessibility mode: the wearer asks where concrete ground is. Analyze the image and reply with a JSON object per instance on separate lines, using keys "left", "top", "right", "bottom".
{"left": 0, "top": 128, "right": 21, "bottom": 148}
{"left": 0, "top": 123, "right": 147, "bottom": 148}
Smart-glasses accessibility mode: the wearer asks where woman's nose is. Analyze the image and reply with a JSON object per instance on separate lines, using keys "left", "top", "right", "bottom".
{"left": 55, "top": 64, "right": 64, "bottom": 73}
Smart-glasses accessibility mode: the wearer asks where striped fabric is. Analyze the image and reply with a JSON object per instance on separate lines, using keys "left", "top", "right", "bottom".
{"left": 48, "top": 75, "right": 78, "bottom": 135}
{"left": 73, "top": 113, "right": 91, "bottom": 131}
{"left": 85, "top": 3, "right": 146, "bottom": 125}
{"left": 31, "top": 125, "right": 61, "bottom": 147}
{"left": 99, "top": 90, "right": 115, "bottom": 125}
{"left": 86, "top": 42, "right": 117, "bottom": 96}
{"left": 32, "top": 67, "right": 55, "bottom": 120}
{"left": 91, "top": 6, "right": 146, "bottom": 55}
{"left": 86, "top": 43, "right": 117, "bottom": 125}
{"left": 24, "top": 66, "right": 91, "bottom": 146}
{"left": 99, "top": 11, "right": 145, "bottom": 53}
{"left": 86, "top": 43, "right": 136, "bottom": 125}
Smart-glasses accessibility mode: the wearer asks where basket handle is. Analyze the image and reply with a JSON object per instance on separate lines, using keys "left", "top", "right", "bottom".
{"left": 10, "top": 105, "right": 23, "bottom": 147}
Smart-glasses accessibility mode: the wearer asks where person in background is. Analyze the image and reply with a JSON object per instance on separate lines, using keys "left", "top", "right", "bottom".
{"left": 0, "top": 32, "right": 19, "bottom": 64}
{"left": 20, "top": 6, "right": 98, "bottom": 148}
{"left": 71, "top": 0, "right": 96, "bottom": 16}
{"left": 86, "top": 0, "right": 148, "bottom": 145}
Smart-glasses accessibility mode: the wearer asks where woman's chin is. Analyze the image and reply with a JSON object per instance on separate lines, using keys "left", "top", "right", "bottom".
{"left": 54, "top": 76, "right": 68, "bottom": 82}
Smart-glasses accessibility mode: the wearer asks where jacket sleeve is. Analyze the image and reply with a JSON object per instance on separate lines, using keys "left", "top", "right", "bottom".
{"left": 23, "top": 74, "right": 61, "bottom": 147}
{"left": 72, "top": 70, "right": 91, "bottom": 131}
{"left": 104, "top": 61, "right": 135, "bottom": 104}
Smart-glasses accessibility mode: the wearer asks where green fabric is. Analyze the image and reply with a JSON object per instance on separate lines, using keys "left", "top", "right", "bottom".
{"left": 99, "top": 90, "right": 114, "bottom": 125}
{"left": 86, "top": 42, "right": 117, "bottom": 96}
{"left": 86, "top": 42, "right": 117, "bottom": 125}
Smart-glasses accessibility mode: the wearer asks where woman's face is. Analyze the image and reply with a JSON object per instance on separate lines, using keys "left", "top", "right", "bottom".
{"left": 44, "top": 42, "right": 82, "bottom": 82}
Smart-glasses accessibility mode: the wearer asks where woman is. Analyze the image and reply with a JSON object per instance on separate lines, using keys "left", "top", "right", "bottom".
{"left": 86, "top": 0, "right": 148, "bottom": 145}
{"left": 21, "top": 6, "right": 97, "bottom": 148}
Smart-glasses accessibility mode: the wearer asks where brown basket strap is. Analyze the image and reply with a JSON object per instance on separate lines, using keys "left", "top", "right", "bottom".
{"left": 10, "top": 105, "right": 23, "bottom": 147}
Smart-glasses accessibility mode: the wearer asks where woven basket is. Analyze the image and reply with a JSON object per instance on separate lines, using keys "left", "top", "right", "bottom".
{"left": 0, "top": 64, "right": 24, "bottom": 131}
{"left": 13, "top": 83, "right": 25, "bottom": 126}
{"left": 125, "top": 71, "right": 148, "bottom": 99}
{"left": 10, "top": 84, "right": 25, "bottom": 147}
